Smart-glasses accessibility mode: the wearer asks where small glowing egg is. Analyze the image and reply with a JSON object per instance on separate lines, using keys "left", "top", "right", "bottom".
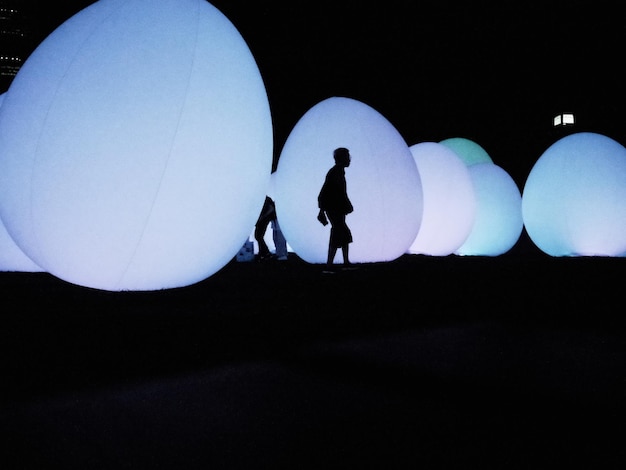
{"left": 439, "top": 137, "right": 493, "bottom": 166}
{"left": 456, "top": 163, "right": 523, "bottom": 256}
{"left": 408, "top": 142, "right": 476, "bottom": 256}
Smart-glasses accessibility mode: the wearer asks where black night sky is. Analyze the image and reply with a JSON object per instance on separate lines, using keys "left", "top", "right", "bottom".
{"left": 21, "top": 0, "right": 626, "bottom": 189}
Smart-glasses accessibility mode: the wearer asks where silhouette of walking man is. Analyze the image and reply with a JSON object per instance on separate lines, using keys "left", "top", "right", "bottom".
{"left": 317, "top": 147, "right": 353, "bottom": 268}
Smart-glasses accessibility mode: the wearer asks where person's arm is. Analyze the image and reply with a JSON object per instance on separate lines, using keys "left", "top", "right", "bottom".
{"left": 317, "top": 181, "right": 328, "bottom": 225}
{"left": 317, "top": 208, "right": 328, "bottom": 226}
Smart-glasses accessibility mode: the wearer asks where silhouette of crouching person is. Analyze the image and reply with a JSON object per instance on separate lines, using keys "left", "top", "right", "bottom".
{"left": 317, "top": 147, "right": 353, "bottom": 267}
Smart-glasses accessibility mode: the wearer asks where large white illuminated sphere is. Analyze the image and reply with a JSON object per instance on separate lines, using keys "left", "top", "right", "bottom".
{"left": 522, "top": 132, "right": 626, "bottom": 256}
{"left": 439, "top": 137, "right": 494, "bottom": 166}
{"left": 0, "top": 92, "right": 43, "bottom": 272}
{"left": 0, "top": 0, "right": 272, "bottom": 290}
{"left": 456, "top": 163, "right": 523, "bottom": 256}
{"left": 0, "top": 219, "right": 43, "bottom": 272}
{"left": 273, "top": 97, "right": 423, "bottom": 264}
{"left": 408, "top": 142, "right": 476, "bottom": 256}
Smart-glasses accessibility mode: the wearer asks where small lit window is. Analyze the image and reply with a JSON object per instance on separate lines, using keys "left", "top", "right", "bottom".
{"left": 553, "top": 113, "right": 575, "bottom": 126}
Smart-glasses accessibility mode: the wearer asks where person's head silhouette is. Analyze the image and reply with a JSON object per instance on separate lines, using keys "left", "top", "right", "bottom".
{"left": 333, "top": 147, "right": 350, "bottom": 167}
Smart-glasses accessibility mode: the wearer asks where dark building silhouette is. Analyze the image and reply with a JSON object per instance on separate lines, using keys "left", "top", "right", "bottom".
{"left": 0, "top": 0, "right": 36, "bottom": 92}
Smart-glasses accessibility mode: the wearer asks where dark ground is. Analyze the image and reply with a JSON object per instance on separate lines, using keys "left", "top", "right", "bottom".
{"left": 1, "top": 251, "right": 625, "bottom": 469}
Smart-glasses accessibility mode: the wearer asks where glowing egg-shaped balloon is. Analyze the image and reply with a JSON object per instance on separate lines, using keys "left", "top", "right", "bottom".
{"left": 522, "top": 132, "right": 626, "bottom": 256}
{"left": 439, "top": 137, "right": 493, "bottom": 166}
{"left": 273, "top": 97, "right": 423, "bottom": 264}
{"left": 456, "top": 163, "right": 523, "bottom": 256}
{"left": 0, "top": 219, "right": 43, "bottom": 272}
{"left": 0, "top": 0, "right": 272, "bottom": 290}
{"left": 408, "top": 142, "right": 476, "bottom": 256}
{"left": 0, "top": 92, "right": 43, "bottom": 272}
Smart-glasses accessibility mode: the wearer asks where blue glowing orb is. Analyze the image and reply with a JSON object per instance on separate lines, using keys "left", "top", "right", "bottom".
{"left": 456, "top": 163, "right": 523, "bottom": 256}
{"left": 0, "top": 92, "right": 43, "bottom": 272}
{"left": 0, "top": 0, "right": 273, "bottom": 290}
{"left": 408, "top": 142, "right": 476, "bottom": 256}
{"left": 522, "top": 132, "right": 626, "bottom": 256}
{"left": 439, "top": 137, "right": 493, "bottom": 166}
{"left": 0, "top": 218, "right": 43, "bottom": 272}
{"left": 273, "top": 97, "right": 423, "bottom": 264}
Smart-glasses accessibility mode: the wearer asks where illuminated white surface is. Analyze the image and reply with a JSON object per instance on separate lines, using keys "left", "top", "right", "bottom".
{"left": 522, "top": 132, "right": 626, "bottom": 256}
{"left": 0, "top": 92, "right": 43, "bottom": 272}
{"left": 273, "top": 97, "right": 423, "bottom": 264}
{"left": 456, "top": 163, "right": 523, "bottom": 256}
{"left": 0, "top": 0, "right": 272, "bottom": 290}
{"left": 439, "top": 137, "right": 493, "bottom": 166}
{"left": 0, "top": 218, "right": 43, "bottom": 272}
{"left": 408, "top": 142, "right": 476, "bottom": 256}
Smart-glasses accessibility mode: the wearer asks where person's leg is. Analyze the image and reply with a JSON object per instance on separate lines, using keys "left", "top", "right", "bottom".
{"left": 327, "top": 245, "right": 337, "bottom": 265}
{"left": 341, "top": 244, "right": 350, "bottom": 265}
{"left": 326, "top": 211, "right": 349, "bottom": 267}
{"left": 254, "top": 222, "right": 270, "bottom": 258}
{"left": 272, "top": 220, "right": 288, "bottom": 260}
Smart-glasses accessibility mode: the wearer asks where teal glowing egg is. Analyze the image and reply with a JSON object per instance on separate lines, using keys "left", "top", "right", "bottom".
{"left": 439, "top": 137, "right": 493, "bottom": 166}
{"left": 456, "top": 163, "right": 523, "bottom": 256}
